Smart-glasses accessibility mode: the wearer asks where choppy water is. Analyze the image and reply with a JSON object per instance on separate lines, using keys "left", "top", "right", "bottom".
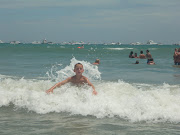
{"left": 0, "top": 43, "right": 180, "bottom": 135}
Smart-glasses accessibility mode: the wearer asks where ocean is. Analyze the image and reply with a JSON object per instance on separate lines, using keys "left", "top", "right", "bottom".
{"left": 0, "top": 43, "right": 180, "bottom": 135}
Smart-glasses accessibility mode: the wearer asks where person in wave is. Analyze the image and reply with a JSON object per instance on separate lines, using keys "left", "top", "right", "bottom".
{"left": 46, "top": 63, "right": 97, "bottom": 95}
{"left": 93, "top": 59, "right": 100, "bottom": 65}
{"left": 129, "top": 51, "right": 135, "bottom": 58}
{"left": 139, "top": 50, "right": 146, "bottom": 59}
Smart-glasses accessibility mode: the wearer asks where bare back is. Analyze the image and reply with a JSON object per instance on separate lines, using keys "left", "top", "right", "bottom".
{"left": 139, "top": 54, "right": 146, "bottom": 59}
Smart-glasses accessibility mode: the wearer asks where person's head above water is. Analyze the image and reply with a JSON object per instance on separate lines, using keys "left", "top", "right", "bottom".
{"left": 74, "top": 63, "right": 83, "bottom": 68}
{"left": 95, "top": 59, "right": 100, "bottom": 63}
{"left": 74, "top": 63, "right": 84, "bottom": 75}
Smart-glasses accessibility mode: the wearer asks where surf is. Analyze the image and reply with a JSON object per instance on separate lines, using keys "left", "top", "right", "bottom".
{"left": 0, "top": 57, "right": 180, "bottom": 123}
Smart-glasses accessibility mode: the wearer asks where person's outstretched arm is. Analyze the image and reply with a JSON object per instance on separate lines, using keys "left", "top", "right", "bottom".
{"left": 86, "top": 78, "right": 97, "bottom": 95}
{"left": 46, "top": 77, "right": 71, "bottom": 93}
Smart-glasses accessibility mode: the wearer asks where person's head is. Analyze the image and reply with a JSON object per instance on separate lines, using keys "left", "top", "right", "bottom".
{"left": 140, "top": 50, "right": 143, "bottom": 54}
{"left": 130, "top": 51, "right": 133, "bottom": 55}
{"left": 146, "top": 50, "right": 149, "bottom": 53}
{"left": 95, "top": 59, "right": 100, "bottom": 64}
{"left": 135, "top": 60, "right": 139, "bottom": 64}
{"left": 175, "top": 48, "right": 178, "bottom": 51}
{"left": 135, "top": 53, "right": 137, "bottom": 56}
{"left": 74, "top": 63, "right": 84, "bottom": 75}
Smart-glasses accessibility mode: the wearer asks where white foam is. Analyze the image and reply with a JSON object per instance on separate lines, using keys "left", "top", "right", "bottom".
{"left": 1, "top": 58, "right": 180, "bottom": 123}
{"left": 46, "top": 57, "right": 101, "bottom": 82}
{"left": 0, "top": 77, "right": 180, "bottom": 123}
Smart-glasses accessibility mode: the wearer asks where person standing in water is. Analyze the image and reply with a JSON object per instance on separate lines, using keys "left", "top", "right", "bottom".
{"left": 139, "top": 50, "right": 146, "bottom": 59}
{"left": 173, "top": 48, "right": 178, "bottom": 65}
{"left": 129, "top": 51, "right": 135, "bottom": 58}
{"left": 146, "top": 50, "right": 152, "bottom": 63}
{"left": 174, "top": 48, "right": 180, "bottom": 65}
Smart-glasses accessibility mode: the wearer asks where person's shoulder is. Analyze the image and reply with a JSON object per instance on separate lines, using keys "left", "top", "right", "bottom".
{"left": 67, "top": 76, "right": 74, "bottom": 81}
{"left": 81, "top": 75, "right": 89, "bottom": 81}
{"left": 93, "top": 63, "right": 99, "bottom": 65}
{"left": 82, "top": 75, "right": 88, "bottom": 79}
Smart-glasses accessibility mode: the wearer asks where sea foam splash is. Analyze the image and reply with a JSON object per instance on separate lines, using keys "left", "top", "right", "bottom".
{"left": 0, "top": 58, "right": 180, "bottom": 123}
{"left": 46, "top": 57, "right": 101, "bottom": 82}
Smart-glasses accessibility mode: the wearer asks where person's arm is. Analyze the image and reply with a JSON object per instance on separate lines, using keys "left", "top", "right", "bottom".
{"left": 85, "top": 78, "right": 97, "bottom": 95}
{"left": 46, "top": 77, "right": 71, "bottom": 93}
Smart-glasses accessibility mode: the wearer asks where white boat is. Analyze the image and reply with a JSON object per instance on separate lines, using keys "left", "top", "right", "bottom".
{"left": 32, "top": 41, "right": 41, "bottom": 44}
{"left": 42, "top": 39, "right": 47, "bottom": 44}
{"left": 10, "top": 41, "right": 21, "bottom": 44}
{"left": 109, "top": 42, "right": 121, "bottom": 45}
{"left": 72, "top": 41, "right": 85, "bottom": 45}
{"left": 0, "top": 40, "right": 4, "bottom": 43}
{"left": 130, "top": 42, "right": 141, "bottom": 45}
{"left": 146, "top": 40, "right": 158, "bottom": 45}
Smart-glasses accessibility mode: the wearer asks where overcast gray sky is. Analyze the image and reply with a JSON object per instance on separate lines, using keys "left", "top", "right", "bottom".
{"left": 0, "top": 0, "right": 180, "bottom": 44}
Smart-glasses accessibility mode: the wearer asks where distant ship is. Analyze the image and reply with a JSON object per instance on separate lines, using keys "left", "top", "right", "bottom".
{"left": 32, "top": 41, "right": 41, "bottom": 44}
{"left": 42, "top": 39, "right": 47, "bottom": 44}
{"left": 41, "top": 39, "right": 54, "bottom": 44}
{"left": 146, "top": 40, "right": 158, "bottom": 45}
{"left": 0, "top": 40, "right": 4, "bottom": 43}
{"left": 130, "top": 42, "right": 142, "bottom": 45}
{"left": 104, "top": 42, "right": 121, "bottom": 45}
{"left": 10, "top": 41, "right": 21, "bottom": 44}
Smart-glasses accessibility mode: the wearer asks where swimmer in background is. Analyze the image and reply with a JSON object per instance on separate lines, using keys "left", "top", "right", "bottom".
{"left": 173, "top": 48, "right": 178, "bottom": 65}
{"left": 174, "top": 48, "right": 180, "bottom": 65}
{"left": 46, "top": 63, "right": 97, "bottom": 95}
{"left": 93, "top": 59, "right": 100, "bottom": 65}
{"left": 81, "top": 45, "right": 84, "bottom": 48}
{"left": 134, "top": 60, "right": 139, "bottom": 64}
{"left": 134, "top": 53, "right": 139, "bottom": 58}
{"left": 77, "top": 45, "right": 84, "bottom": 49}
{"left": 139, "top": 50, "right": 146, "bottom": 59}
{"left": 146, "top": 50, "right": 152, "bottom": 63}
{"left": 147, "top": 58, "right": 155, "bottom": 65}
{"left": 129, "top": 51, "right": 135, "bottom": 58}
{"left": 146, "top": 50, "right": 152, "bottom": 59}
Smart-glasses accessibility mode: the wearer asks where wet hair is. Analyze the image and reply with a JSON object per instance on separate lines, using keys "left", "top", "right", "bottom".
{"left": 130, "top": 51, "right": 133, "bottom": 55}
{"left": 140, "top": 50, "right": 143, "bottom": 54}
{"left": 74, "top": 63, "right": 83, "bottom": 68}
{"left": 95, "top": 59, "right": 100, "bottom": 63}
{"left": 146, "top": 50, "right": 149, "bottom": 53}
{"left": 135, "top": 60, "right": 139, "bottom": 64}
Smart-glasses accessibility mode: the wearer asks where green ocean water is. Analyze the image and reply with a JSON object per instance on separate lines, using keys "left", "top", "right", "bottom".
{"left": 0, "top": 43, "right": 180, "bottom": 135}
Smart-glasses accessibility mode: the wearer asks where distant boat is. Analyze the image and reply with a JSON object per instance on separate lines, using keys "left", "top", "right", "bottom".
{"left": 41, "top": 39, "right": 54, "bottom": 44}
{"left": 32, "top": 41, "right": 41, "bottom": 44}
{"left": 130, "top": 42, "right": 141, "bottom": 45}
{"left": 10, "top": 41, "right": 21, "bottom": 44}
{"left": 146, "top": 40, "right": 158, "bottom": 45}
{"left": 72, "top": 41, "right": 85, "bottom": 45}
{"left": 42, "top": 39, "right": 47, "bottom": 44}
{"left": 0, "top": 40, "right": 4, "bottom": 43}
{"left": 109, "top": 42, "right": 121, "bottom": 45}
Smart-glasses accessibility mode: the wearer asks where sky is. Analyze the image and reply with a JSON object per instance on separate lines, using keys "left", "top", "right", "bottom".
{"left": 0, "top": 0, "right": 180, "bottom": 44}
